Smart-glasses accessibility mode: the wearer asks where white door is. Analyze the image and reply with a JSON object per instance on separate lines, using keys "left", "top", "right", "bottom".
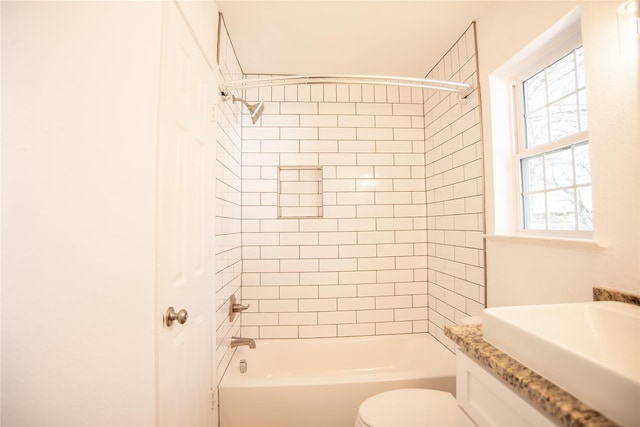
{"left": 156, "top": 2, "right": 216, "bottom": 426}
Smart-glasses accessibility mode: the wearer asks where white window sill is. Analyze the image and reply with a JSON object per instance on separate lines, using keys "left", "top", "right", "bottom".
{"left": 484, "top": 233, "right": 607, "bottom": 250}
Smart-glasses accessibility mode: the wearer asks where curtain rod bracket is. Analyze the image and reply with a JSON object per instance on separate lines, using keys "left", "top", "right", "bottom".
{"left": 457, "top": 86, "right": 474, "bottom": 105}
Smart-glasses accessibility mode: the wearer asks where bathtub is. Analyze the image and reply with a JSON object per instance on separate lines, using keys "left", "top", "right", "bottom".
{"left": 219, "top": 333, "right": 456, "bottom": 427}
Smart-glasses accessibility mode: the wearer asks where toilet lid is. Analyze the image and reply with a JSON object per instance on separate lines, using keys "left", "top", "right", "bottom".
{"left": 358, "top": 388, "right": 456, "bottom": 427}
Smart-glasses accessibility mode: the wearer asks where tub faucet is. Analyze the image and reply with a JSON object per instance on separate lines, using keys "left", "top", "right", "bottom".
{"left": 231, "top": 336, "right": 256, "bottom": 349}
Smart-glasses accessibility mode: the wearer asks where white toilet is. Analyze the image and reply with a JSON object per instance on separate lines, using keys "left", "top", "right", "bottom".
{"left": 354, "top": 388, "right": 456, "bottom": 427}
{"left": 355, "top": 317, "right": 480, "bottom": 426}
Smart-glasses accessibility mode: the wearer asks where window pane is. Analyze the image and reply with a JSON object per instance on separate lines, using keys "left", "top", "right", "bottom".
{"left": 579, "top": 89, "right": 588, "bottom": 131}
{"left": 547, "top": 189, "right": 576, "bottom": 230}
{"left": 577, "top": 186, "right": 593, "bottom": 231}
{"left": 547, "top": 53, "right": 576, "bottom": 103}
{"left": 523, "top": 193, "right": 546, "bottom": 230}
{"left": 576, "top": 46, "right": 585, "bottom": 88}
{"left": 545, "top": 146, "right": 573, "bottom": 189}
{"left": 525, "top": 107, "right": 549, "bottom": 148}
{"left": 524, "top": 71, "right": 547, "bottom": 112}
{"left": 521, "top": 155, "right": 545, "bottom": 192}
{"left": 549, "top": 95, "right": 579, "bottom": 140}
{"left": 574, "top": 141, "right": 591, "bottom": 185}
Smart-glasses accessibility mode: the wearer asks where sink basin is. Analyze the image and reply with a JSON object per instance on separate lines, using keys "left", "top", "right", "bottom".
{"left": 483, "top": 301, "right": 640, "bottom": 426}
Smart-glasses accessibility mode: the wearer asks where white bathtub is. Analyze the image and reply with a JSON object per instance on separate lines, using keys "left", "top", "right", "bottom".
{"left": 219, "top": 333, "right": 456, "bottom": 427}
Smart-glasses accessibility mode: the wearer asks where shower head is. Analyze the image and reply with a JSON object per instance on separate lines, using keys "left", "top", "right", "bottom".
{"left": 231, "top": 95, "right": 264, "bottom": 124}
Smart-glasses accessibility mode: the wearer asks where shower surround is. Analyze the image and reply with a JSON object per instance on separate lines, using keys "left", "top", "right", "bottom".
{"left": 216, "top": 20, "right": 483, "bottom": 357}
{"left": 238, "top": 24, "right": 483, "bottom": 348}
{"left": 240, "top": 84, "right": 430, "bottom": 339}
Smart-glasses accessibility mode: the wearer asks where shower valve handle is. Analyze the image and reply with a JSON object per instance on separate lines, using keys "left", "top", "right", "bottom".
{"left": 229, "top": 294, "right": 250, "bottom": 322}
{"left": 233, "top": 302, "right": 251, "bottom": 313}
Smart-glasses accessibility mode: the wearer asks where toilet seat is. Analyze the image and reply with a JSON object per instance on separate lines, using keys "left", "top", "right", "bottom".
{"left": 355, "top": 388, "right": 456, "bottom": 427}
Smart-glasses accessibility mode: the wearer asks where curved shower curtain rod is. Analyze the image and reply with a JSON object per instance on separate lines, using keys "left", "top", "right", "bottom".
{"left": 220, "top": 74, "right": 473, "bottom": 98}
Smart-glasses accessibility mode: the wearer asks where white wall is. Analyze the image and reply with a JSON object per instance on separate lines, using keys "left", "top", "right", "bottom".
{"left": 478, "top": 1, "right": 640, "bottom": 306}
{"left": 1, "top": 1, "right": 162, "bottom": 424}
{"left": 2, "top": 1, "right": 221, "bottom": 424}
{"left": 0, "top": 2, "right": 3, "bottom": 421}
{"left": 176, "top": 0, "right": 219, "bottom": 69}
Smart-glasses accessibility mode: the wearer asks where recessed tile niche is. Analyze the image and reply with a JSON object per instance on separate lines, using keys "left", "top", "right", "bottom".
{"left": 277, "top": 166, "right": 323, "bottom": 218}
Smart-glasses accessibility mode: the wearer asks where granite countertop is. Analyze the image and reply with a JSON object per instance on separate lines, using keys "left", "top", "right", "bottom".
{"left": 445, "top": 323, "right": 618, "bottom": 427}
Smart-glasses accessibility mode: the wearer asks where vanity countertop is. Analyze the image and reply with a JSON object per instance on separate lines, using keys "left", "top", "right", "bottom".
{"left": 445, "top": 323, "right": 617, "bottom": 427}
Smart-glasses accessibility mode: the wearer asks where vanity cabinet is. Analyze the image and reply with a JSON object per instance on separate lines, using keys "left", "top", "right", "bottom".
{"left": 455, "top": 350, "right": 558, "bottom": 426}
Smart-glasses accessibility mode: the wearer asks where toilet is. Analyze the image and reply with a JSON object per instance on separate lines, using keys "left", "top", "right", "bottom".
{"left": 354, "top": 388, "right": 456, "bottom": 427}
{"left": 355, "top": 317, "right": 479, "bottom": 426}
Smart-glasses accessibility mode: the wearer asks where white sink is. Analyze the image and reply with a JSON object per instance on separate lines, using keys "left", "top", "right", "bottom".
{"left": 483, "top": 301, "right": 640, "bottom": 426}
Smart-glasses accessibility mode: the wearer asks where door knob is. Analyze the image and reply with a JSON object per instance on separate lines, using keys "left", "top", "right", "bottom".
{"left": 165, "top": 306, "right": 188, "bottom": 327}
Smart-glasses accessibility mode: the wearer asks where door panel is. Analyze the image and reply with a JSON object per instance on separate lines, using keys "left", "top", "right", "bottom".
{"left": 156, "top": 2, "right": 216, "bottom": 426}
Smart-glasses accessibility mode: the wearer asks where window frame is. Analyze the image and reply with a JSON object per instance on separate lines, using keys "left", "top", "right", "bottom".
{"left": 510, "top": 33, "right": 593, "bottom": 239}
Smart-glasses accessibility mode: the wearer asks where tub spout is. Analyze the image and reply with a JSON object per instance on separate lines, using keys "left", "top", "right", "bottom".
{"left": 231, "top": 336, "right": 256, "bottom": 349}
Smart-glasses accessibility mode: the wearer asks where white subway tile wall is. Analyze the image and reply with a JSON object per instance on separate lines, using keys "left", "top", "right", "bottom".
{"left": 241, "top": 74, "right": 431, "bottom": 338}
{"left": 215, "top": 21, "right": 243, "bottom": 383}
{"left": 424, "top": 24, "right": 485, "bottom": 350}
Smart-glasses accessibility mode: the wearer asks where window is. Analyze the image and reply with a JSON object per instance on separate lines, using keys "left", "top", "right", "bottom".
{"left": 515, "top": 45, "right": 592, "bottom": 234}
